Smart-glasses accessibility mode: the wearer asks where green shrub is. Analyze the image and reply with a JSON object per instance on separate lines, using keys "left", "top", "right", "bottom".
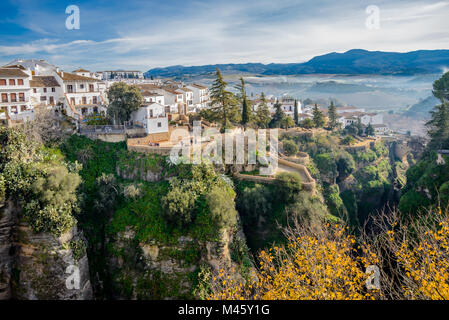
{"left": 275, "top": 172, "right": 302, "bottom": 203}
{"left": 205, "top": 185, "right": 237, "bottom": 228}
{"left": 283, "top": 140, "right": 299, "bottom": 156}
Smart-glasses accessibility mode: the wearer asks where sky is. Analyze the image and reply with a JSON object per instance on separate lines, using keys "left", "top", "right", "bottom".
{"left": 0, "top": 0, "right": 448, "bottom": 72}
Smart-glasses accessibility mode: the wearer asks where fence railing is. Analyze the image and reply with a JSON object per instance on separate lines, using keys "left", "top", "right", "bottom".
{"left": 80, "top": 124, "right": 144, "bottom": 134}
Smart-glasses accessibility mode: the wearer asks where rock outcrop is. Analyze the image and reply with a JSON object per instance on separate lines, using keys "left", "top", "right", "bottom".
{"left": 0, "top": 200, "right": 92, "bottom": 300}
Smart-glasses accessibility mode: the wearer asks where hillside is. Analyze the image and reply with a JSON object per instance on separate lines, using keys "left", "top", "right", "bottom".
{"left": 145, "top": 49, "right": 449, "bottom": 78}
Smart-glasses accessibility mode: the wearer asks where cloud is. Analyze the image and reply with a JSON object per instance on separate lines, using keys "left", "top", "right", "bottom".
{"left": 0, "top": 0, "right": 448, "bottom": 71}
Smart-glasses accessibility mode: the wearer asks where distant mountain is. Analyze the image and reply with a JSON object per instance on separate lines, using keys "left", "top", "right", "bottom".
{"left": 145, "top": 49, "right": 449, "bottom": 78}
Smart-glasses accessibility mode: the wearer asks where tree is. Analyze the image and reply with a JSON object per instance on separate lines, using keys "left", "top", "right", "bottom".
{"left": 210, "top": 223, "right": 376, "bottom": 300}
{"left": 275, "top": 172, "right": 302, "bottom": 203}
{"left": 23, "top": 107, "right": 75, "bottom": 145}
{"left": 426, "top": 72, "right": 449, "bottom": 150}
{"left": 355, "top": 118, "right": 364, "bottom": 135}
{"left": 280, "top": 115, "right": 295, "bottom": 129}
{"left": 255, "top": 92, "right": 271, "bottom": 128}
{"left": 269, "top": 101, "right": 285, "bottom": 128}
{"left": 205, "top": 185, "right": 238, "bottom": 228}
{"left": 294, "top": 99, "right": 299, "bottom": 126}
{"left": 432, "top": 71, "right": 449, "bottom": 102}
{"left": 162, "top": 179, "right": 198, "bottom": 228}
{"left": 107, "top": 82, "right": 143, "bottom": 124}
{"left": 93, "top": 173, "right": 119, "bottom": 214}
{"left": 312, "top": 104, "right": 325, "bottom": 128}
{"left": 366, "top": 123, "right": 375, "bottom": 136}
{"left": 426, "top": 101, "right": 449, "bottom": 149}
{"left": 336, "top": 151, "right": 356, "bottom": 178}
{"left": 301, "top": 118, "right": 314, "bottom": 129}
{"left": 283, "top": 140, "right": 299, "bottom": 156}
{"left": 210, "top": 68, "right": 239, "bottom": 129}
{"left": 344, "top": 124, "right": 358, "bottom": 136}
{"left": 328, "top": 101, "right": 338, "bottom": 129}
{"left": 235, "top": 77, "right": 251, "bottom": 126}
{"left": 238, "top": 184, "right": 272, "bottom": 227}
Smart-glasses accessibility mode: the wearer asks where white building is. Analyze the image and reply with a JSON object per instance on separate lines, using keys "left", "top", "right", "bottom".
{"left": 360, "top": 113, "right": 383, "bottom": 126}
{"left": 3, "top": 59, "right": 57, "bottom": 76}
{"left": 186, "top": 84, "right": 210, "bottom": 110}
{"left": 161, "top": 88, "right": 185, "bottom": 114}
{"left": 337, "top": 111, "right": 384, "bottom": 127}
{"left": 102, "top": 70, "right": 144, "bottom": 80}
{"left": 176, "top": 87, "right": 194, "bottom": 113}
{"left": 0, "top": 66, "right": 34, "bottom": 125}
{"left": 73, "top": 68, "right": 102, "bottom": 80}
{"left": 142, "top": 91, "right": 165, "bottom": 105}
{"left": 373, "top": 124, "right": 390, "bottom": 135}
{"left": 130, "top": 102, "right": 168, "bottom": 134}
{"left": 30, "top": 75, "right": 62, "bottom": 109}
{"left": 55, "top": 71, "right": 108, "bottom": 121}
{"left": 336, "top": 106, "right": 366, "bottom": 114}
{"left": 279, "top": 97, "right": 301, "bottom": 118}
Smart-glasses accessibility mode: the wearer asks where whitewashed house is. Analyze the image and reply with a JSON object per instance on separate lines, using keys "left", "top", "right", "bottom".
{"left": 373, "top": 124, "right": 390, "bottom": 134}
{"left": 130, "top": 102, "right": 168, "bottom": 134}
{"left": 336, "top": 106, "right": 366, "bottom": 114}
{"left": 161, "top": 88, "right": 185, "bottom": 114}
{"left": 55, "top": 71, "right": 108, "bottom": 120}
{"left": 30, "top": 75, "right": 62, "bottom": 109}
{"left": 73, "top": 68, "right": 102, "bottom": 80}
{"left": 186, "top": 84, "right": 210, "bottom": 109}
{"left": 142, "top": 91, "right": 165, "bottom": 105}
{"left": 0, "top": 66, "right": 34, "bottom": 125}
{"left": 102, "top": 70, "right": 144, "bottom": 80}
{"left": 176, "top": 87, "right": 195, "bottom": 113}
{"left": 360, "top": 113, "right": 383, "bottom": 126}
{"left": 279, "top": 97, "right": 301, "bottom": 118}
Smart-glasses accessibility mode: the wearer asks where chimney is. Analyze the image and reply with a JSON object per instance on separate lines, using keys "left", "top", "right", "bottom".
{"left": 61, "top": 71, "right": 64, "bottom": 77}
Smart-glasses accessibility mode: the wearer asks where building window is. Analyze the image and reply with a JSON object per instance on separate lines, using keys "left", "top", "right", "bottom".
{"left": 33, "top": 88, "right": 37, "bottom": 93}
{"left": 92, "top": 96, "right": 97, "bottom": 104}
{"left": 9, "top": 79, "right": 15, "bottom": 85}
{"left": 18, "top": 79, "right": 24, "bottom": 85}
{"left": 67, "top": 85, "right": 74, "bottom": 93}
{"left": 89, "top": 84, "right": 94, "bottom": 92}
{"left": 52, "top": 87, "right": 55, "bottom": 92}
{"left": 43, "top": 88, "right": 47, "bottom": 93}
{"left": 19, "top": 93, "right": 25, "bottom": 102}
{"left": 157, "top": 122, "right": 162, "bottom": 127}
{"left": 49, "top": 96, "right": 54, "bottom": 104}
{"left": 1, "top": 93, "right": 8, "bottom": 102}
{"left": 0, "top": 79, "right": 6, "bottom": 86}
{"left": 82, "top": 97, "right": 87, "bottom": 104}
{"left": 10, "top": 93, "right": 17, "bottom": 102}
{"left": 40, "top": 96, "right": 47, "bottom": 101}
{"left": 80, "top": 84, "right": 84, "bottom": 89}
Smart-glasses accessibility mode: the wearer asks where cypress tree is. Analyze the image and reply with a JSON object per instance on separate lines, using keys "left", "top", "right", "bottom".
{"left": 328, "top": 101, "right": 338, "bottom": 129}
{"left": 294, "top": 99, "right": 299, "bottom": 126}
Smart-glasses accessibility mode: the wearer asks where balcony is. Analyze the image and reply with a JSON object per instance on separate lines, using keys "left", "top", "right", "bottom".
{"left": 146, "top": 113, "right": 166, "bottom": 119}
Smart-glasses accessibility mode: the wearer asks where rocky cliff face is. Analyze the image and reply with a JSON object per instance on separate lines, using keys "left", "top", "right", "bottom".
{"left": 105, "top": 224, "right": 245, "bottom": 300}
{"left": 0, "top": 200, "right": 92, "bottom": 300}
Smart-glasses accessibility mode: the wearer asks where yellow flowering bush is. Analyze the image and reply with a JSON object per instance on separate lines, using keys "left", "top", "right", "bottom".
{"left": 210, "top": 224, "right": 378, "bottom": 300}
{"left": 372, "top": 207, "right": 449, "bottom": 299}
